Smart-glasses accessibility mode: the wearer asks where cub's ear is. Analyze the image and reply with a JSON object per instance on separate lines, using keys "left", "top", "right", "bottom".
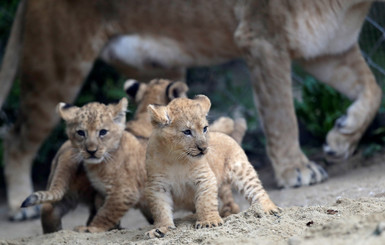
{"left": 56, "top": 103, "right": 79, "bottom": 121}
{"left": 124, "top": 79, "right": 147, "bottom": 103}
{"left": 194, "top": 95, "right": 211, "bottom": 115}
{"left": 166, "top": 81, "right": 189, "bottom": 100}
{"left": 112, "top": 97, "right": 128, "bottom": 125}
{"left": 147, "top": 104, "right": 170, "bottom": 126}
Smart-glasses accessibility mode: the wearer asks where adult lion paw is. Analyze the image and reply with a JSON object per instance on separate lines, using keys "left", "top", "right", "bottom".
{"left": 195, "top": 216, "right": 223, "bottom": 229}
{"left": 323, "top": 124, "right": 360, "bottom": 160}
{"left": 10, "top": 205, "right": 40, "bottom": 221}
{"left": 74, "top": 225, "right": 106, "bottom": 233}
{"left": 277, "top": 161, "right": 328, "bottom": 188}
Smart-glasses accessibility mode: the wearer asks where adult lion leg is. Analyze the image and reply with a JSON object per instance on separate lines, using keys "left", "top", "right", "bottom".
{"left": 4, "top": 4, "right": 103, "bottom": 220}
{"left": 234, "top": 19, "right": 327, "bottom": 187}
{"left": 0, "top": 0, "right": 25, "bottom": 107}
{"left": 301, "top": 44, "right": 382, "bottom": 159}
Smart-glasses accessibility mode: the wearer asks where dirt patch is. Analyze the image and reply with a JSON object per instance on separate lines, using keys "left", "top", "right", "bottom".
{"left": 1, "top": 151, "right": 385, "bottom": 244}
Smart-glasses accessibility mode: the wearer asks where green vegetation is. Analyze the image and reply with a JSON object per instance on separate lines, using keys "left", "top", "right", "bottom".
{"left": 294, "top": 76, "right": 351, "bottom": 140}
{"left": 0, "top": 0, "right": 19, "bottom": 43}
{"left": 188, "top": 61, "right": 258, "bottom": 131}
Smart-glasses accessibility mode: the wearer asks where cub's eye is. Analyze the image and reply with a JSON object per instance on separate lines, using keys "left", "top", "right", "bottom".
{"left": 99, "top": 129, "right": 108, "bottom": 137}
{"left": 77, "top": 130, "right": 85, "bottom": 137}
{"left": 203, "top": 126, "right": 208, "bottom": 133}
{"left": 183, "top": 129, "right": 192, "bottom": 136}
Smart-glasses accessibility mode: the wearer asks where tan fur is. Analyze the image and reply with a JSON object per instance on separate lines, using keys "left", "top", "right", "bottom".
{"left": 2, "top": 0, "right": 382, "bottom": 219}
{"left": 20, "top": 79, "right": 187, "bottom": 233}
{"left": 22, "top": 98, "right": 149, "bottom": 233}
{"left": 144, "top": 95, "right": 278, "bottom": 238}
{"left": 127, "top": 79, "right": 244, "bottom": 218}
{"left": 209, "top": 117, "right": 247, "bottom": 146}
{"left": 125, "top": 79, "right": 188, "bottom": 139}
{"left": 20, "top": 79, "right": 244, "bottom": 232}
{"left": 37, "top": 141, "right": 104, "bottom": 233}
{"left": 58, "top": 98, "right": 151, "bottom": 233}
{"left": 126, "top": 79, "right": 244, "bottom": 218}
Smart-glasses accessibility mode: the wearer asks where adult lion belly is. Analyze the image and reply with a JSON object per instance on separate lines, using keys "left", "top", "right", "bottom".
{"left": 101, "top": 0, "right": 240, "bottom": 69}
{"left": 101, "top": 33, "right": 240, "bottom": 70}
{"left": 286, "top": 2, "right": 371, "bottom": 59}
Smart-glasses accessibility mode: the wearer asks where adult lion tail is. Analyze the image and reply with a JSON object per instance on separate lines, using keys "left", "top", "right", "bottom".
{"left": 0, "top": 0, "right": 26, "bottom": 107}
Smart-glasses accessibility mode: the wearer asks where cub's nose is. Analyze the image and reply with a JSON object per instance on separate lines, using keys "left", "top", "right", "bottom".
{"left": 197, "top": 145, "right": 208, "bottom": 155}
{"left": 86, "top": 148, "right": 97, "bottom": 156}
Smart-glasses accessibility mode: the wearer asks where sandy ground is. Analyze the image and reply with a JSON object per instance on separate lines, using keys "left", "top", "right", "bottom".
{"left": 0, "top": 150, "right": 385, "bottom": 244}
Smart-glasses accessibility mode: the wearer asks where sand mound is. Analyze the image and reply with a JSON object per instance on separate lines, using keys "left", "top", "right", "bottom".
{"left": 3, "top": 197, "right": 385, "bottom": 245}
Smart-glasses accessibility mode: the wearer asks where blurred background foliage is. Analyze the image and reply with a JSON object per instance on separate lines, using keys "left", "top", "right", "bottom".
{"left": 294, "top": 76, "right": 351, "bottom": 140}
{"left": 0, "top": 1, "right": 385, "bottom": 186}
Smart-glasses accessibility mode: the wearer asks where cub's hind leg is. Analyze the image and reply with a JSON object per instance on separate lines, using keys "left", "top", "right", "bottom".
{"left": 41, "top": 191, "right": 103, "bottom": 234}
{"left": 41, "top": 200, "right": 77, "bottom": 234}
{"left": 301, "top": 44, "right": 382, "bottom": 159}
{"left": 211, "top": 117, "right": 246, "bottom": 216}
{"left": 227, "top": 156, "right": 279, "bottom": 215}
{"left": 74, "top": 189, "right": 138, "bottom": 233}
{"left": 137, "top": 200, "right": 154, "bottom": 225}
{"left": 218, "top": 184, "right": 240, "bottom": 217}
{"left": 41, "top": 203, "right": 63, "bottom": 234}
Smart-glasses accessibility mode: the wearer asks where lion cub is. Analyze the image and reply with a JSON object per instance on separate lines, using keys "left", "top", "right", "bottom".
{"left": 22, "top": 98, "right": 149, "bottom": 233}
{"left": 145, "top": 95, "right": 279, "bottom": 238}
{"left": 20, "top": 79, "right": 188, "bottom": 233}
{"left": 21, "top": 79, "right": 244, "bottom": 233}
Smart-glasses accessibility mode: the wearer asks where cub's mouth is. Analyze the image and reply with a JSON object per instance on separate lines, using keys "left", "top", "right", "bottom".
{"left": 187, "top": 151, "right": 206, "bottom": 158}
{"left": 83, "top": 156, "right": 104, "bottom": 164}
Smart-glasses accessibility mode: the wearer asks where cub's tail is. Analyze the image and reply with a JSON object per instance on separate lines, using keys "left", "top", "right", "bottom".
{"left": 210, "top": 116, "right": 247, "bottom": 145}
{"left": 230, "top": 117, "right": 247, "bottom": 145}
{"left": 0, "top": 0, "right": 25, "bottom": 107}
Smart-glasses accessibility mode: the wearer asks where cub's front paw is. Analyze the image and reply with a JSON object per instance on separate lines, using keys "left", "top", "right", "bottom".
{"left": 74, "top": 225, "right": 106, "bottom": 233}
{"left": 277, "top": 161, "right": 328, "bottom": 188}
{"left": 145, "top": 226, "right": 175, "bottom": 239}
{"left": 195, "top": 216, "right": 223, "bottom": 229}
{"left": 260, "top": 200, "right": 282, "bottom": 215}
